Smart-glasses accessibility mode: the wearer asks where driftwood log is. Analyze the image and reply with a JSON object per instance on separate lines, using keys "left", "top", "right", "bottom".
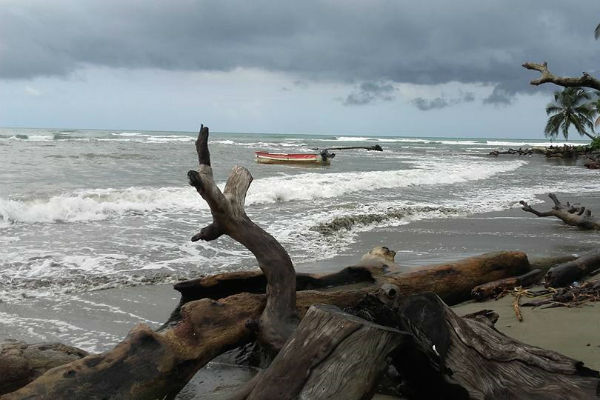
{"left": 0, "top": 341, "right": 88, "bottom": 396}
{"left": 520, "top": 193, "right": 600, "bottom": 230}
{"left": 545, "top": 249, "right": 600, "bottom": 287}
{"left": 3, "top": 126, "right": 598, "bottom": 399}
{"left": 471, "top": 268, "right": 544, "bottom": 301}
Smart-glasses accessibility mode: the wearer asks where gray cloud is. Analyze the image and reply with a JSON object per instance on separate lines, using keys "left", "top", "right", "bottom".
{"left": 412, "top": 92, "right": 475, "bottom": 111}
{"left": 344, "top": 82, "right": 396, "bottom": 106}
{"left": 1, "top": 0, "right": 600, "bottom": 105}
{"left": 483, "top": 86, "right": 514, "bottom": 105}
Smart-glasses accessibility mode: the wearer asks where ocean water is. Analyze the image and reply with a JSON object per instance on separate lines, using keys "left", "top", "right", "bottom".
{"left": 1, "top": 127, "right": 598, "bottom": 304}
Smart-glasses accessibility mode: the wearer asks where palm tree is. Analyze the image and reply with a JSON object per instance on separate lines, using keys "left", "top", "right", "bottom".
{"left": 544, "top": 87, "right": 596, "bottom": 140}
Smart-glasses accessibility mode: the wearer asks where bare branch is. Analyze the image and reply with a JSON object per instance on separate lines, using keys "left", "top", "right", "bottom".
{"left": 522, "top": 61, "right": 600, "bottom": 90}
{"left": 520, "top": 194, "right": 600, "bottom": 230}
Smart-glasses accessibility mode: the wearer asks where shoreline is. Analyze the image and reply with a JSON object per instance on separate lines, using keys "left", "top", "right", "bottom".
{"left": 2, "top": 191, "right": 599, "bottom": 351}
{"left": 1, "top": 190, "right": 599, "bottom": 398}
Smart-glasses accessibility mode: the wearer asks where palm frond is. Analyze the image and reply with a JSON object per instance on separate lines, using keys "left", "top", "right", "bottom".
{"left": 595, "top": 23, "right": 600, "bottom": 39}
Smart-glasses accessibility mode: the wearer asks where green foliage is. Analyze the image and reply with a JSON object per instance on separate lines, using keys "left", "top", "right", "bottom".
{"left": 544, "top": 87, "right": 595, "bottom": 140}
{"left": 590, "top": 136, "right": 600, "bottom": 151}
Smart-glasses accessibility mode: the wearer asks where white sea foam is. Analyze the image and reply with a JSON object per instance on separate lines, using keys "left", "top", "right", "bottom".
{"left": 0, "top": 187, "right": 206, "bottom": 225}
{"left": 0, "top": 158, "right": 527, "bottom": 225}
{"left": 246, "top": 158, "right": 528, "bottom": 204}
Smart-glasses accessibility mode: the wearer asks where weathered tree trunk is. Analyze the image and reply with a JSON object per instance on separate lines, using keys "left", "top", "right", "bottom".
{"left": 377, "top": 251, "right": 530, "bottom": 305}
{"left": 520, "top": 193, "right": 600, "bottom": 230}
{"left": 389, "top": 293, "right": 600, "bottom": 399}
{"left": 0, "top": 341, "right": 88, "bottom": 396}
{"left": 471, "top": 269, "right": 544, "bottom": 301}
{"left": 545, "top": 249, "right": 600, "bottom": 287}
{"left": 163, "top": 251, "right": 531, "bottom": 328}
{"left": 243, "top": 304, "right": 407, "bottom": 400}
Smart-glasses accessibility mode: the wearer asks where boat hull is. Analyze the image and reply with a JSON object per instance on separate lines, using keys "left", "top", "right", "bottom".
{"left": 254, "top": 151, "right": 330, "bottom": 165}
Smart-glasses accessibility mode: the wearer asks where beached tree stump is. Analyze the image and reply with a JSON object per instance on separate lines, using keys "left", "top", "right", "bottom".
{"left": 520, "top": 193, "right": 600, "bottom": 230}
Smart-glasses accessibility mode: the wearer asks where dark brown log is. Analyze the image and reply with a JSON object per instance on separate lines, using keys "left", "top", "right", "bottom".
{"left": 163, "top": 251, "right": 530, "bottom": 329}
{"left": 522, "top": 61, "right": 600, "bottom": 91}
{"left": 187, "top": 126, "right": 298, "bottom": 350}
{"left": 377, "top": 251, "right": 531, "bottom": 305}
{"left": 471, "top": 269, "right": 544, "bottom": 301}
{"left": 390, "top": 293, "right": 600, "bottom": 400}
{"left": 0, "top": 341, "right": 88, "bottom": 396}
{"left": 244, "top": 304, "right": 407, "bottom": 400}
{"left": 520, "top": 193, "right": 600, "bottom": 230}
{"left": 545, "top": 249, "right": 600, "bottom": 287}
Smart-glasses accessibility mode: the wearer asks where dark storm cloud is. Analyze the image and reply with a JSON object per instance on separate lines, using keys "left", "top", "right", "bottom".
{"left": 2, "top": 0, "right": 600, "bottom": 103}
{"left": 412, "top": 92, "right": 475, "bottom": 110}
{"left": 344, "top": 82, "right": 396, "bottom": 106}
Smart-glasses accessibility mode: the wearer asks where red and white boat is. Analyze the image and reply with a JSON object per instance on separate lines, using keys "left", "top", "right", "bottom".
{"left": 255, "top": 150, "right": 335, "bottom": 165}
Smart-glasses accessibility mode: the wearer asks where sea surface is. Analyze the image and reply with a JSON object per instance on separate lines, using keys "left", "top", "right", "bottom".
{"left": 1, "top": 127, "right": 598, "bottom": 351}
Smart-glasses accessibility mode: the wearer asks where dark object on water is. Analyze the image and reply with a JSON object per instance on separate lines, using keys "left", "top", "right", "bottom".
{"left": 313, "top": 145, "right": 383, "bottom": 152}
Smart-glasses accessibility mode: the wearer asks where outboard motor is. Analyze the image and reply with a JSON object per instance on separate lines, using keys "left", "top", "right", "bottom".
{"left": 320, "top": 149, "right": 335, "bottom": 161}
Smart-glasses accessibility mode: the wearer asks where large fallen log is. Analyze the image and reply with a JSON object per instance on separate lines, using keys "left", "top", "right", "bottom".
{"left": 520, "top": 193, "right": 600, "bottom": 230}
{"left": 377, "top": 251, "right": 530, "bottom": 305}
{"left": 545, "top": 249, "right": 600, "bottom": 287}
{"left": 0, "top": 341, "right": 88, "bottom": 396}
{"left": 162, "top": 250, "right": 530, "bottom": 328}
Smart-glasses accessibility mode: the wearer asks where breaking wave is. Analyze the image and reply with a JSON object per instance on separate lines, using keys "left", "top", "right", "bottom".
{"left": 0, "top": 158, "right": 527, "bottom": 225}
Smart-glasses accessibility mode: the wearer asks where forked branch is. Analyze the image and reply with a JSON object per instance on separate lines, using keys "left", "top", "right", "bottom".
{"left": 520, "top": 193, "right": 600, "bottom": 230}
{"left": 188, "top": 125, "right": 298, "bottom": 350}
{"left": 522, "top": 62, "right": 600, "bottom": 90}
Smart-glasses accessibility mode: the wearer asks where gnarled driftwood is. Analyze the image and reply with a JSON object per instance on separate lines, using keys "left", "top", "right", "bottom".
{"left": 520, "top": 193, "right": 600, "bottom": 230}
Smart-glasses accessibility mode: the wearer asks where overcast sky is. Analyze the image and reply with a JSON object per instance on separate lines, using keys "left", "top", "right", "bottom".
{"left": 1, "top": 1, "right": 600, "bottom": 138}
